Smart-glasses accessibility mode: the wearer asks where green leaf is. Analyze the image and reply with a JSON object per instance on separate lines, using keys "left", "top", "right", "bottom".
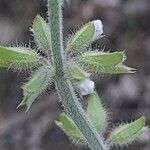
{"left": 60, "top": 113, "right": 83, "bottom": 138}
{"left": 108, "top": 116, "right": 146, "bottom": 145}
{"left": 80, "top": 51, "right": 126, "bottom": 66}
{"left": 31, "top": 15, "right": 51, "bottom": 51}
{"left": 0, "top": 46, "right": 42, "bottom": 70}
{"left": 104, "top": 65, "right": 136, "bottom": 74}
{"left": 87, "top": 91, "right": 107, "bottom": 133}
{"left": 0, "top": 59, "right": 11, "bottom": 68}
{"left": 18, "top": 66, "right": 54, "bottom": 111}
{"left": 67, "top": 20, "right": 103, "bottom": 53}
{"left": 23, "top": 69, "right": 47, "bottom": 94}
{"left": 67, "top": 21, "right": 94, "bottom": 53}
{"left": 69, "top": 64, "right": 90, "bottom": 81}
{"left": 55, "top": 113, "right": 86, "bottom": 144}
{"left": 19, "top": 92, "right": 39, "bottom": 112}
{"left": 80, "top": 51, "right": 136, "bottom": 74}
{"left": 84, "top": 64, "right": 135, "bottom": 74}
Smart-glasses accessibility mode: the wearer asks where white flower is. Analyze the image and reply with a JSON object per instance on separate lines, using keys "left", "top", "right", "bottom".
{"left": 79, "top": 79, "right": 95, "bottom": 96}
{"left": 92, "top": 20, "right": 103, "bottom": 41}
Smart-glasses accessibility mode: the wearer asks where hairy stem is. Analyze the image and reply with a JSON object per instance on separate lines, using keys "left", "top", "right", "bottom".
{"left": 47, "top": 0, "right": 108, "bottom": 150}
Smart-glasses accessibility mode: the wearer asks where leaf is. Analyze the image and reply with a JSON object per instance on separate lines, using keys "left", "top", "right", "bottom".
{"left": 80, "top": 51, "right": 136, "bottom": 74}
{"left": 19, "top": 93, "right": 39, "bottom": 112}
{"left": 23, "top": 69, "right": 48, "bottom": 94}
{"left": 31, "top": 15, "right": 51, "bottom": 51}
{"left": 87, "top": 91, "right": 107, "bottom": 133}
{"left": 67, "top": 20, "right": 103, "bottom": 53}
{"left": 84, "top": 64, "right": 135, "bottom": 74}
{"left": 104, "top": 65, "right": 136, "bottom": 74}
{"left": 0, "top": 59, "right": 11, "bottom": 68}
{"left": 80, "top": 51, "right": 126, "bottom": 66}
{"left": 69, "top": 64, "right": 90, "bottom": 81}
{"left": 108, "top": 116, "right": 146, "bottom": 145}
{"left": 55, "top": 113, "right": 86, "bottom": 144}
{"left": 0, "top": 46, "right": 42, "bottom": 70}
{"left": 18, "top": 66, "right": 54, "bottom": 111}
{"left": 60, "top": 113, "right": 82, "bottom": 137}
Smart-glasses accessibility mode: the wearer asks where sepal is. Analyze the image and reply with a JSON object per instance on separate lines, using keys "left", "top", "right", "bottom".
{"left": 108, "top": 116, "right": 146, "bottom": 145}
{"left": 31, "top": 15, "right": 51, "bottom": 51}
{"left": 80, "top": 51, "right": 136, "bottom": 74}
{"left": 69, "top": 64, "right": 90, "bottom": 81}
{"left": 55, "top": 113, "right": 86, "bottom": 145}
{"left": 18, "top": 66, "right": 54, "bottom": 111}
{"left": 87, "top": 91, "right": 107, "bottom": 133}
{"left": 0, "top": 46, "right": 42, "bottom": 70}
{"left": 67, "top": 20, "right": 103, "bottom": 53}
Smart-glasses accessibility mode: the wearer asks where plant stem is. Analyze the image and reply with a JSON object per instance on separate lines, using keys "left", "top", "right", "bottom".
{"left": 47, "top": 0, "right": 108, "bottom": 150}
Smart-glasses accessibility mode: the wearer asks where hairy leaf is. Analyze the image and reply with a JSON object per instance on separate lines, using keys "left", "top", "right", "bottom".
{"left": 31, "top": 15, "right": 51, "bottom": 51}
{"left": 19, "top": 93, "right": 39, "bottom": 112}
{"left": 18, "top": 66, "right": 54, "bottom": 111}
{"left": 67, "top": 20, "right": 103, "bottom": 53}
{"left": 55, "top": 113, "right": 85, "bottom": 144}
{"left": 80, "top": 51, "right": 135, "bottom": 74}
{"left": 23, "top": 70, "right": 47, "bottom": 94}
{"left": 109, "top": 116, "right": 146, "bottom": 145}
{"left": 69, "top": 64, "right": 90, "bottom": 80}
{"left": 84, "top": 64, "right": 135, "bottom": 74}
{"left": 0, "top": 46, "right": 42, "bottom": 70}
{"left": 104, "top": 65, "right": 136, "bottom": 74}
{"left": 0, "top": 59, "right": 11, "bottom": 68}
{"left": 87, "top": 91, "right": 107, "bottom": 133}
{"left": 80, "top": 51, "right": 126, "bottom": 66}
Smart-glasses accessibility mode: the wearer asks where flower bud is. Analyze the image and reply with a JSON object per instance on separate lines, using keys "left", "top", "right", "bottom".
{"left": 79, "top": 79, "right": 95, "bottom": 95}
{"left": 92, "top": 20, "right": 103, "bottom": 41}
{"left": 68, "top": 20, "right": 103, "bottom": 52}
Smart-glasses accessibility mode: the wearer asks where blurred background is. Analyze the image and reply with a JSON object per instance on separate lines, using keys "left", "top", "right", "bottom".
{"left": 0, "top": 0, "right": 149, "bottom": 149}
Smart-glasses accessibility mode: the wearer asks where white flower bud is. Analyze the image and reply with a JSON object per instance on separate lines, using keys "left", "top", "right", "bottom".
{"left": 79, "top": 79, "right": 95, "bottom": 96}
{"left": 92, "top": 20, "right": 103, "bottom": 41}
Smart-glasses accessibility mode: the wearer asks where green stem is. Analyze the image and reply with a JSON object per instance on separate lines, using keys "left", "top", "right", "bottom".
{"left": 47, "top": 0, "right": 108, "bottom": 150}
